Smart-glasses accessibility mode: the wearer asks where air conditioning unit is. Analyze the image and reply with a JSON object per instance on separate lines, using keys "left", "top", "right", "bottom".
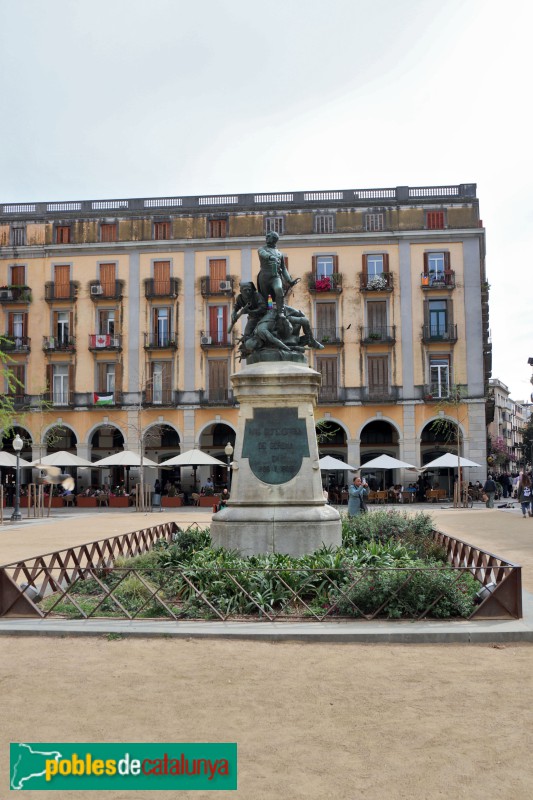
{"left": 91, "top": 284, "right": 104, "bottom": 296}
{"left": 201, "top": 335, "right": 212, "bottom": 345}
{"left": 111, "top": 337, "right": 120, "bottom": 348}
{"left": 219, "top": 281, "right": 232, "bottom": 291}
{"left": 0, "top": 289, "right": 13, "bottom": 299}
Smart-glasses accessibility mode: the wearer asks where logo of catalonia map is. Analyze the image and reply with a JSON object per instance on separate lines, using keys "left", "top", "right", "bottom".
{"left": 242, "top": 408, "right": 309, "bottom": 484}
{"left": 11, "top": 743, "right": 63, "bottom": 790}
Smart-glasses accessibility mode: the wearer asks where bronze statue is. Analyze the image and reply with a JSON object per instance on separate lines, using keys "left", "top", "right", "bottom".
{"left": 231, "top": 233, "right": 324, "bottom": 363}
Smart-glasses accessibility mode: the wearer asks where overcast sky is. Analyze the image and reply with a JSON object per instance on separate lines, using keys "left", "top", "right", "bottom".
{"left": 1, "top": 0, "right": 531, "bottom": 400}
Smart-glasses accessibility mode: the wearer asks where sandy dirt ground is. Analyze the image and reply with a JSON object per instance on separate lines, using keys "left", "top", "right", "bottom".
{"left": 1, "top": 636, "right": 533, "bottom": 800}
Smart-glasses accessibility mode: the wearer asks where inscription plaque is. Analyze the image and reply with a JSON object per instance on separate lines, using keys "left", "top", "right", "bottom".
{"left": 242, "top": 407, "right": 310, "bottom": 485}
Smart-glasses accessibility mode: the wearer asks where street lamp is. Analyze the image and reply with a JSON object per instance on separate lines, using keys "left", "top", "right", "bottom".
{"left": 10, "top": 433, "right": 23, "bottom": 522}
{"left": 224, "top": 442, "right": 234, "bottom": 489}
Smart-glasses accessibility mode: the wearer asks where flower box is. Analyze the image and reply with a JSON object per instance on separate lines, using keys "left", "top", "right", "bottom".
{"left": 162, "top": 496, "right": 183, "bottom": 507}
{"left": 109, "top": 496, "right": 130, "bottom": 508}
{"left": 76, "top": 496, "right": 98, "bottom": 508}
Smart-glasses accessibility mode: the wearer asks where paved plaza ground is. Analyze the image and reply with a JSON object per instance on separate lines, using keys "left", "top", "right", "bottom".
{"left": 1, "top": 504, "right": 533, "bottom": 798}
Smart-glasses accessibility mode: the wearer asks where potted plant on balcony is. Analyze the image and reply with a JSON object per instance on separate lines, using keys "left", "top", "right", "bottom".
{"left": 367, "top": 275, "right": 387, "bottom": 291}
{"left": 368, "top": 331, "right": 382, "bottom": 341}
{"left": 314, "top": 276, "right": 332, "bottom": 292}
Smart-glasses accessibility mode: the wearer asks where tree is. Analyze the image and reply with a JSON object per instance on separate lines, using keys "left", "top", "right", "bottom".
{"left": 522, "top": 417, "right": 533, "bottom": 469}
{"left": 0, "top": 335, "right": 22, "bottom": 440}
{"left": 430, "top": 385, "right": 469, "bottom": 508}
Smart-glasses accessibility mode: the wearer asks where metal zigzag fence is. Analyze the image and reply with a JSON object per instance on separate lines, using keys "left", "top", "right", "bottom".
{"left": 0, "top": 522, "right": 522, "bottom": 621}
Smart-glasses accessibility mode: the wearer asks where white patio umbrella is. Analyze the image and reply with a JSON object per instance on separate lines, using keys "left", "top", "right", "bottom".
{"left": 0, "top": 451, "right": 34, "bottom": 468}
{"left": 319, "top": 455, "right": 358, "bottom": 471}
{"left": 421, "top": 454, "right": 482, "bottom": 469}
{"left": 158, "top": 449, "right": 226, "bottom": 467}
{"left": 92, "top": 450, "right": 158, "bottom": 467}
{"left": 361, "top": 455, "right": 417, "bottom": 470}
{"left": 30, "top": 450, "right": 93, "bottom": 468}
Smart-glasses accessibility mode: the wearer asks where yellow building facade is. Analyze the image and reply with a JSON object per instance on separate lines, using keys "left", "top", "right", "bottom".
{"left": 0, "top": 184, "right": 490, "bottom": 491}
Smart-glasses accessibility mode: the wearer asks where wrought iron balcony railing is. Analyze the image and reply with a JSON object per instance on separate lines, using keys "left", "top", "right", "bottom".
{"left": 144, "top": 278, "right": 179, "bottom": 299}
{"left": 420, "top": 271, "right": 456, "bottom": 289}
{"left": 89, "top": 334, "right": 122, "bottom": 350}
{"left": 359, "top": 273, "right": 394, "bottom": 291}
{"left": 0, "top": 285, "right": 32, "bottom": 303}
{"left": 43, "top": 391, "right": 74, "bottom": 407}
{"left": 43, "top": 336, "right": 76, "bottom": 352}
{"left": 44, "top": 282, "right": 78, "bottom": 302}
{"left": 360, "top": 386, "right": 400, "bottom": 403}
{"left": 143, "top": 333, "right": 177, "bottom": 349}
{"left": 1, "top": 336, "right": 30, "bottom": 352}
{"left": 360, "top": 325, "right": 396, "bottom": 344}
{"left": 313, "top": 327, "right": 344, "bottom": 345}
{"left": 200, "top": 389, "right": 233, "bottom": 405}
{"left": 200, "top": 332, "right": 233, "bottom": 348}
{"left": 422, "top": 324, "right": 458, "bottom": 343}
{"left": 200, "top": 277, "right": 235, "bottom": 296}
{"left": 88, "top": 280, "right": 124, "bottom": 300}
{"left": 307, "top": 273, "right": 343, "bottom": 293}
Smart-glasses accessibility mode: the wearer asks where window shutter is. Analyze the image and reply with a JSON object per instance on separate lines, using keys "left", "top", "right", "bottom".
{"left": 162, "top": 362, "right": 172, "bottom": 392}
{"left": 100, "top": 263, "right": 116, "bottom": 295}
{"left": 69, "top": 311, "right": 74, "bottom": 339}
{"left": 68, "top": 365, "right": 74, "bottom": 401}
{"left": 11, "top": 265, "right": 25, "bottom": 285}
{"left": 222, "top": 306, "right": 228, "bottom": 342}
{"left": 209, "top": 307, "right": 218, "bottom": 337}
{"left": 146, "top": 364, "right": 153, "bottom": 402}
{"left": 154, "top": 261, "right": 170, "bottom": 294}
{"left": 97, "top": 363, "right": 106, "bottom": 393}
{"left": 7, "top": 313, "right": 14, "bottom": 336}
{"left": 209, "top": 259, "right": 226, "bottom": 291}
{"left": 115, "top": 362, "right": 123, "bottom": 395}
{"left": 152, "top": 307, "right": 158, "bottom": 335}
{"left": 46, "top": 365, "right": 53, "bottom": 399}
{"left": 22, "top": 313, "right": 28, "bottom": 337}
{"left": 382, "top": 253, "right": 389, "bottom": 273}
{"left": 362, "top": 254, "right": 368, "bottom": 277}
{"left": 447, "top": 299, "right": 454, "bottom": 328}
{"left": 332, "top": 255, "right": 339, "bottom": 273}
{"left": 423, "top": 253, "right": 429, "bottom": 275}
{"left": 444, "top": 252, "right": 451, "bottom": 271}
{"left": 54, "top": 265, "right": 70, "bottom": 298}
{"left": 312, "top": 255, "right": 318, "bottom": 276}
{"left": 53, "top": 311, "right": 59, "bottom": 335}
{"left": 423, "top": 300, "right": 429, "bottom": 328}
{"left": 368, "top": 356, "right": 388, "bottom": 391}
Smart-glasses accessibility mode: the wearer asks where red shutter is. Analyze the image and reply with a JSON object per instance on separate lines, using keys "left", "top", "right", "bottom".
{"left": 46, "top": 365, "right": 53, "bottom": 400}
{"left": 22, "top": 313, "right": 27, "bottom": 337}
{"left": 154, "top": 261, "right": 170, "bottom": 294}
{"left": 54, "top": 265, "right": 70, "bottom": 298}
{"left": 100, "top": 263, "right": 116, "bottom": 295}
{"left": 7, "top": 313, "right": 14, "bottom": 335}
{"left": 382, "top": 253, "right": 389, "bottom": 273}
{"left": 11, "top": 265, "right": 25, "bottom": 285}
{"left": 209, "top": 307, "right": 218, "bottom": 338}
{"left": 423, "top": 253, "right": 429, "bottom": 275}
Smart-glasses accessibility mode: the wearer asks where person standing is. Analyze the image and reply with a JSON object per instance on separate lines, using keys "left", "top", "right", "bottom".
{"left": 347, "top": 476, "right": 369, "bottom": 518}
{"left": 518, "top": 474, "right": 532, "bottom": 518}
{"left": 483, "top": 475, "right": 497, "bottom": 509}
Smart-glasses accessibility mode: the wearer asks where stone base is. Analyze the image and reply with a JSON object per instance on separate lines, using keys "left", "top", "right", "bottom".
{"left": 210, "top": 504, "right": 342, "bottom": 557}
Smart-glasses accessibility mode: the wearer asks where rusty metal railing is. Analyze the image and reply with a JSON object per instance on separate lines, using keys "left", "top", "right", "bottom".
{"left": 0, "top": 526, "right": 522, "bottom": 621}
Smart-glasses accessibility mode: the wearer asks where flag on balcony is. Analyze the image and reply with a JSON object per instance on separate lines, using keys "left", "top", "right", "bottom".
{"left": 93, "top": 393, "right": 114, "bottom": 406}
{"left": 94, "top": 334, "right": 111, "bottom": 348}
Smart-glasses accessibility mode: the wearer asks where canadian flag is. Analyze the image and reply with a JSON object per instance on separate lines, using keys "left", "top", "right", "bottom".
{"left": 95, "top": 334, "right": 110, "bottom": 348}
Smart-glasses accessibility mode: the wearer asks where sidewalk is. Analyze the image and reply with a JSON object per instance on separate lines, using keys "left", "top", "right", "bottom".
{"left": 1, "top": 503, "right": 532, "bottom": 642}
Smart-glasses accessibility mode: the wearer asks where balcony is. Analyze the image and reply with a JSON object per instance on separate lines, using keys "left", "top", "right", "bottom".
{"left": 318, "top": 387, "right": 345, "bottom": 404}
{"left": 144, "top": 333, "right": 177, "bottom": 350}
{"left": 7, "top": 394, "right": 31, "bottom": 409}
{"left": 89, "top": 334, "right": 123, "bottom": 351}
{"left": 422, "top": 384, "right": 450, "bottom": 402}
{"left": 422, "top": 324, "right": 458, "bottom": 343}
{"left": 92, "top": 391, "right": 123, "bottom": 407}
{"left": 0, "top": 286, "right": 32, "bottom": 303}
{"left": 361, "top": 386, "right": 400, "bottom": 404}
{"left": 43, "top": 336, "right": 76, "bottom": 352}
{"left": 89, "top": 280, "right": 124, "bottom": 301}
{"left": 313, "top": 327, "right": 344, "bottom": 345}
{"left": 307, "top": 273, "right": 343, "bottom": 294}
{"left": 1, "top": 336, "right": 31, "bottom": 352}
{"left": 144, "top": 389, "right": 175, "bottom": 406}
{"left": 144, "top": 278, "right": 179, "bottom": 299}
{"left": 200, "top": 277, "right": 235, "bottom": 296}
{"left": 44, "top": 391, "right": 74, "bottom": 407}
{"left": 200, "top": 389, "right": 234, "bottom": 405}
{"left": 200, "top": 332, "right": 233, "bottom": 349}
{"left": 44, "top": 282, "right": 78, "bottom": 302}
{"left": 360, "top": 325, "right": 396, "bottom": 344}
{"left": 359, "top": 273, "right": 393, "bottom": 292}
{"left": 420, "top": 271, "right": 456, "bottom": 290}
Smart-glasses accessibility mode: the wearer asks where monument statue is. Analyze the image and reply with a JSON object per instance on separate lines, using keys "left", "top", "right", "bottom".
{"left": 230, "top": 233, "right": 324, "bottom": 363}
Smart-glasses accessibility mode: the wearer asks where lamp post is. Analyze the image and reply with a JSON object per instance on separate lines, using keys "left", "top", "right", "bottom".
{"left": 10, "top": 433, "right": 23, "bottom": 522}
{"left": 224, "top": 442, "right": 234, "bottom": 489}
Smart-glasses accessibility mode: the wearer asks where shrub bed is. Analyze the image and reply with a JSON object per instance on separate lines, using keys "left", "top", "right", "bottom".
{"left": 41, "top": 511, "right": 479, "bottom": 620}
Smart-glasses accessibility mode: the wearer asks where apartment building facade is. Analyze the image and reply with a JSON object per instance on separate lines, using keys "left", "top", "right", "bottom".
{"left": 0, "top": 183, "right": 491, "bottom": 487}
{"left": 488, "top": 378, "right": 526, "bottom": 473}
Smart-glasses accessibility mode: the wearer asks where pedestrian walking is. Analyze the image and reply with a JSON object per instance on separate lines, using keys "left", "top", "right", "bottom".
{"left": 518, "top": 474, "right": 532, "bottom": 518}
{"left": 483, "top": 475, "right": 497, "bottom": 509}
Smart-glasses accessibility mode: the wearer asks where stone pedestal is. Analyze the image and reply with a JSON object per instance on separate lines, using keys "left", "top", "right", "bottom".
{"left": 210, "top": 362, "right": 341, "bottom": 556}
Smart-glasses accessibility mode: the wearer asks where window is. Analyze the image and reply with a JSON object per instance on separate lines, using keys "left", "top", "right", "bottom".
{"left": 99, "top": 263, "right": 116, "bottom": 295}
{"left": 209, "top": 259, "right": 227, "bottom": 292}
{"left": 98, "top": 309, "right": 116, "bottom": 336}
{"left": 363, "top": 253, "right": 389, "bottom": 278}
{"left": 208, "top": 219, "right": 227, "bottom": 238}
{"left": 428, "top": 300, "right": 448, "bottom": 337}
{"left": 152, "top": 308, "right": 171, "bottom": 346}
{"left": 315, "top": 302, "right": 337, "bottom": 341}
{"left": 316, "top": 357, "right": 338, "bottom": 402}
{"left": 153, "top": 260, "right": 170, "bottom": 294}
{"left": 52, "top": 364, "right": 70, "bottom": 405}
{"left": 367, "top": 356, "right": 389, "bottom": 394}
{"left": 264, "top": 217, "right": 284, "bottom": 235}
{"left": 55, "top": 310, "right": 71, "bottom": 345}
{"left": 315, "top": 215, "right": 334, "bottom": 234}
{"left": 423, "top": 252, "right": 450, "bottom": 284}
{"left": 11, "top": 226, "right": 25, "bottom": 246}
{"left": 55, "top": 226, "right": 71, "bottom": 244}
{"left": 366, "top": 301, "right": 387, "bottom": 337}
{"left": 429, "top": 358, "right": 450, "bottom": 398}
{"left": 8, "top": 364, "right": 25, "bottom": 397}
{"left": 54, "top": 264, "right": 71, "bottom": 298}
{"left": 97, "top": 363, "right": 116, "bottom": 394}
{"left": 426, "top": 211, "right": 445, "bottom": 230}
{"left": 8, "top": 312, "right": 27, "bottom": 342}
{"left": 364, "top": 213, "right": 384, "bottom": 232}
{"left": 10, "top": 265, "right": 25, "bottom": 285}
{"left": 209, "top": 306, "right": 228, "bottom": 345}
{"left": 314, "top": 255, "right": 335, "bottom": 279}
{"left": 208, "top": 360, "right": 229, "bottom": 403}
{"left": 100, "top": 223, "right": 117, "bottom": 242}
{"left": 154, "top": 221, "right": 170, "bottom": 240}
{"left": 150, "top": 362, "right": 172, "bottom": 404}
